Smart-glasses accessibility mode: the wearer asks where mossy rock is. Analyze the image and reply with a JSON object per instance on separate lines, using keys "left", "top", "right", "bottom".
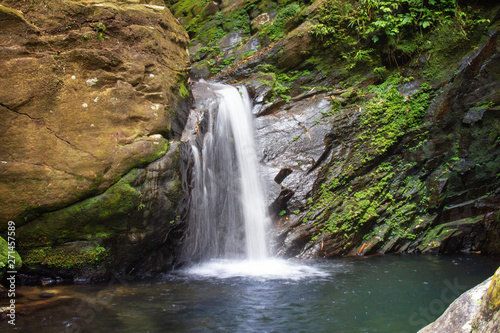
{"left": 23, "top": 243, "right": 108, "bottom": 270}
{"left": 487, "top": 267, "right": 500, "bottom": 312}
{"left": 0, "top": 0, "right": 190, "bottom": 226}
{"left": 16, "top": 168, "right": 144, "bottom": 252}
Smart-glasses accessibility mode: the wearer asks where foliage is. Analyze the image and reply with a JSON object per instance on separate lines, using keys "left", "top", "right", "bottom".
{"left": 179, "top": 82, "right": 190, "bottom": 99}
{"left": 308, "top": 0, "right": 491, "bottom": 70}
{"left": 358, "top": 75, "right": 432, "bottom": 157}
{"left": 223, "top": 9, "right": 251, "bottom": 34}
{"left": 303, "top": 73, "right": 435, "bottom": 245}
{"left": 259, "top": 2, "right": 302, "bottom": 42}
{"left": 312, "top": 0, "right": 489, "bottom": 42}
{"left": 259, "top": 67, "right": 312, "bottom": 102}
{"left": 96, "top": 22, "right": 106, "bottom": 40}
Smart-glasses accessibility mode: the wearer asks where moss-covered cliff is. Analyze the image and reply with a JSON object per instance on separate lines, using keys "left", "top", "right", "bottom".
{"left": 170, "top": 0, "right": 500, "bottom": 258}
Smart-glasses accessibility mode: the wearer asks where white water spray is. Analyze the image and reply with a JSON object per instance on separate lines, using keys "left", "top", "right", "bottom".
{"left": 182, "top": 82, "right": 268, "bottom": 260}
{"left": 181, "top": 82, "right": 326, "bottom": 280}
{"left": 217, "top": 86, "right": 268, "bottom": 260}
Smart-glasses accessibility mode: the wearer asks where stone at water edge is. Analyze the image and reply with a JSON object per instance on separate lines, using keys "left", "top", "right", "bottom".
{"left": 418, "top": 266, "right": 500, "bottom": 333}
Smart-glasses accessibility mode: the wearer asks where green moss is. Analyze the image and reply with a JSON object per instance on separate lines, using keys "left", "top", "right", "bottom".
{"left": 257, "top": 68, "right": 312, "bottom": 102}
{"left": 170, "top": 0, "right": 208, "bottom": 22}
{"left": 308, "top": 127, "right": 433, "bottom": 246}
{"left": 417, "top": 216, "right": 484, "bottom": 251}
{"left": 223, "top": 9, "right": 251, "bottom": 34}
{"left": 17, "top": 168, "right": 143, "bottom": 251}
{"left": 139, "top": 141, "right": 169, "bottom": 166}
{"left": 179, "top": 82, "right": 190, "bottom": 99}
{"left": 314, "top": 162, "right": 396, "bottom": 237}
{"left": 358, "top": 75, "right": 432, "bottom": 157}
{"left": 487, "top": 268, "right": 500, "bottom": 312}
{"left": 23, "top": 244, "right": 108, "bottom": 269}
{"left": 422, "top": 23, "right": 473, "bottom": 83}
{"left": 259, "top": 2, "right": 301, "bottom": 42}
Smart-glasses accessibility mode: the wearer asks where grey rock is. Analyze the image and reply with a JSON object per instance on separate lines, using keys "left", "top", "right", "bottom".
{"left": 463, "top": 107, "right": 487, "bottom": 124}
{"left": 255, "top": 95, "right": 334, "bottom": 211}
{"left": 418, "top": 277, "right": 492, "bottom": 333}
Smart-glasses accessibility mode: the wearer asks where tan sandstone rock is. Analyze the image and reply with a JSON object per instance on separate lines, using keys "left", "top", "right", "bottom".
{"left": 0, "top": 0, "right": 190, "bottom": 225}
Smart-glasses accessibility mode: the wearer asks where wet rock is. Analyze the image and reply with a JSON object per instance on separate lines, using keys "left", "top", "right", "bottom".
{"left": 268, "top": 188, "right": 295, "bottom": 219}
{"left": 274, "top": 168, "right": 293, "bottom": 184}
{"left": 190, "top": 61, "right": 212, "bottom": 80}
{"left": 284, "top": 29, "right": 499, "bottom": 258}
{"left": 246, "top": 72, "right": 275, "bottom": 105}
{"left": 233, "top": 35, "right": 261, "bottom": 63}
{"left": 218, "top": 31, "right": 244, "bottom": 53}
{"left": 280, "top": 223, "right": 317, "bottom": 257}
{"left": 255, "top": 95, "right": 335, "bottom": 210}
{"left": 463, "top": 107, "right": 487, "bottom": 124}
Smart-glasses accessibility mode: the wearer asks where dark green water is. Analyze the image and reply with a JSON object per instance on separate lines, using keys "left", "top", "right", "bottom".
{"left": 9, "top": 254, "right": 500, "bottom": 333}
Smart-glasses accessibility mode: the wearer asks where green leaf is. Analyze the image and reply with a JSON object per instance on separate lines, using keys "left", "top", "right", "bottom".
{"left": 373, "top": 20, "right": 388, "bottom": 28}
{"left": 421, "top": 21, "right": 431, "bottom": 28}
{"left": 401, "top": 16, "right": 412, "bottom": 25}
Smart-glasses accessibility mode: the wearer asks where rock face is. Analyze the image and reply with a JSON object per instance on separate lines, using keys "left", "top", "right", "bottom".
{"left": 169, "top": 0, "right": 500, "bottom": 259}
{"left": 0, "top": 0, "right": 190, "bottom": 282}
{"left": 471, "top": 267, "right": 500, "bottom": 333}
{"left": 282, "top": 32, "right": 500, "bottom": 259}
{"left": 255, "top": 94, "right": 334, "bottom": 212}
{"left": 419, "top": 267, "right": 500, "bottom": 333}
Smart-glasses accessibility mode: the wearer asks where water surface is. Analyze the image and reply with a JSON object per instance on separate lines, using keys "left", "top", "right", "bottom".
{"left": 10, "top": 254, "right": 499, "bottom": 333}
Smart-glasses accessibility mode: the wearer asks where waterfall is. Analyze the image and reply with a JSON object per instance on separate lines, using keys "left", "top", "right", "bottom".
{"left": 181, "top": 82, "right": 269, "bottom": 261}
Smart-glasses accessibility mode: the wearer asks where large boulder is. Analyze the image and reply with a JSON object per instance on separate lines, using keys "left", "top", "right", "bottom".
{"left": 0, "top": 0, "right": 190, "bottom": 282}
{"left": 0, "top": 0, "right": 190, "bottom": 224}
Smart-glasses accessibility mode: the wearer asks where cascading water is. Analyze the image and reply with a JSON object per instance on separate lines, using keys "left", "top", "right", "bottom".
{"left": 180, "top": 81, "right": 325, "bottom": 279}
{"left": 181, "top": 82, "right": 268, "bottom": 261}
{"left": 218, "top": 86, "right": 269, "bottom": 260}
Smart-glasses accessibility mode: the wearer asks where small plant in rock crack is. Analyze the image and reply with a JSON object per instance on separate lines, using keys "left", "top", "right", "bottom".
{"left": 95, "top": 22, "right": 108, "bottom": 40}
